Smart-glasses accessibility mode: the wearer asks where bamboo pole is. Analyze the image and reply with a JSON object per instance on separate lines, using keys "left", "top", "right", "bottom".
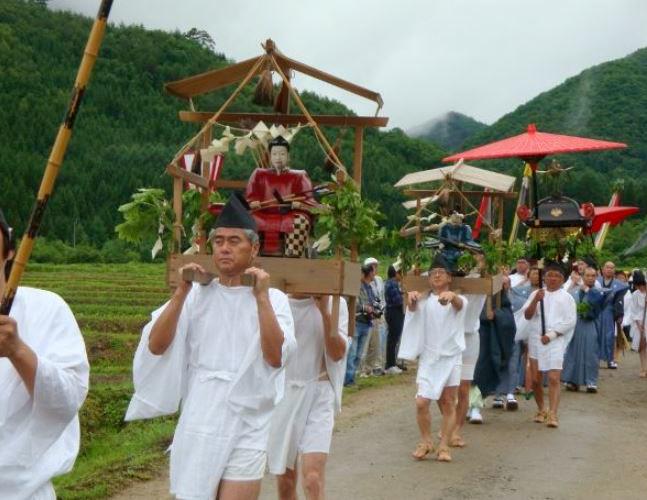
{"left": 1, "top": 0, "right": 114, "bottom": 315}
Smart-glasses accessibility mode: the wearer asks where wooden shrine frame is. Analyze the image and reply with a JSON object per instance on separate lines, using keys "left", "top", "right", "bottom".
{"left": 163, "top": 39, "right": 389, "bottom": 336}
{"left": 395, "top": 161, "right": 517, "bottom": 304}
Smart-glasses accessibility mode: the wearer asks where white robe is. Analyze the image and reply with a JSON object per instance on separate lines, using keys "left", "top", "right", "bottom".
{"left": 125, "top": 282, "right": 296, "bottom": 500}
{"left": 629, "top": 290, "right": 646, "bottom": 351}
{"left": 520, "top": 288, "right": 577, "bottom": 367}
{"left": 0, "top": 287, "right": 89, "bottom": 500}
{"left": 461, "top": 294, "right": 486, "bottom": 379}
{"left": 622, "top": 289, "right": 633, "bottom": 328}
{"left": 398, "top": 293, "right": 468, "bottom": 398}
{"left": 267, "top": 297, "right": 349, "bottom": 474}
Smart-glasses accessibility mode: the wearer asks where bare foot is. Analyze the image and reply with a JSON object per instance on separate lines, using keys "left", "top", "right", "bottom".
{"left": 412, "top": 441, "right": 434, "bottom": 460}
{"left": 437, "top": 446, "right": 452, "bottom": 462}
{"left": 449, "top": 435, "right": 466, "bottom": 448}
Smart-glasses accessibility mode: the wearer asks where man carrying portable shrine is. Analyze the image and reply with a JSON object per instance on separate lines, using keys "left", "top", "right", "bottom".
{"left": 246, "top": 136, "right": 317, "bottom": 257}
{"left": 398, "top": 254, "right": 468, "bottom": 463}
{"left": 268, "top": 292, "right": 348, "bottom": 500}
{"left": 125, "top": 194, "right": 296, "bottom": 500}
{"left": 0, "top": 208, "right": 89, "bottom": 499}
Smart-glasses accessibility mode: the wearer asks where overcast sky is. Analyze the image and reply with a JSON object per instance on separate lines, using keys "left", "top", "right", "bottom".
{"left": 49, "top": 0, "right": 647, "bottom": 130}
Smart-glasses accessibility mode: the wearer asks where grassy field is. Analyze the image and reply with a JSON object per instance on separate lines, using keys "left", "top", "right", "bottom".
{"left": 20, "top": 262, "right": 404, "bottom": 498}
{"left": 21, "top": 263, "right": 172, "bottom": 499}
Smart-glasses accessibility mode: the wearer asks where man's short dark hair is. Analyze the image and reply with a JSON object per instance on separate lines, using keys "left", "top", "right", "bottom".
{"left": 361, "top": 264, "right": 373, "bottom": 276}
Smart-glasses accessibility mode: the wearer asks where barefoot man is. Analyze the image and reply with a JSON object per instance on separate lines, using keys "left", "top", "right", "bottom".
{"left": 398, "top": 255, "right": 467, "bottom": 462}
{"left": 268, "top": 293, "right": 348, "bottom": 500}
{"left": 125, "top": 194, "right": 296, "bottom": 500}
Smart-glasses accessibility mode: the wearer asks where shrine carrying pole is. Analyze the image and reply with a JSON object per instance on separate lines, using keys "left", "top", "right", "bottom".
{"left": 1, "top": 0, "right": 114, "bottom": 315}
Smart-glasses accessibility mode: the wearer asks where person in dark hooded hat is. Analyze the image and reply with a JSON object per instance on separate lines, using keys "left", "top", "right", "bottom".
{"left": 126, "top": 193, "right": 296, "bottom": 500}
{"left": 0, "top": 209, "right": 89, "bottom": 498}
{"left": 398, "top": 253, "right": 468, "bottom": 463}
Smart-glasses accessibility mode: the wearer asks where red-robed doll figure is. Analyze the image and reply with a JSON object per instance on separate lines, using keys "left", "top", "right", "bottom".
{"left": 246, "top": 136, "right": 316, "bottom": 257}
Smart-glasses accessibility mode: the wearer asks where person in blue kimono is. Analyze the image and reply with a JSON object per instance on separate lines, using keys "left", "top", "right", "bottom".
{"left": 596, "top": 261, "right": 629, "bottom": 369}
{"left": 563, "top": 266, "right": 605, "bottom": 392}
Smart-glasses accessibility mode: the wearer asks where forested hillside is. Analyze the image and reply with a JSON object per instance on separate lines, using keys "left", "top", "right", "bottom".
{"left": 0, "top": 0, "right": 445, "bottom": 247}
{"left": 462, "top": 47, "right": 647, "bottom": 213}
{"left": 2, "top": 0, "right": 646, "bottom": 259}
{"left": 408, "top": 111, "right": 487, "bottom": 151}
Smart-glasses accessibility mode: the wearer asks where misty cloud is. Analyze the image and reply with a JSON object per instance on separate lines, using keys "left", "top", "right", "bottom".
{"left": 49, "top": 0, "right": 647, "bottom": 130}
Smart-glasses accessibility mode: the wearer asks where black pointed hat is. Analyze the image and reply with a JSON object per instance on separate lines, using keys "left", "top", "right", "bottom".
{"left": 632, "top": 270, "right": 646, "bottom": 287}
{"left": 582, "top": 256, "right": 598, "bottom": 270}
{"left": 213, "top": 193, "right": 257, "bottom": 232}
{"left": 269, "top": 135, "right": 290, "bottom": 152}
{"left": 429, "top": 253, "right": 452, "bottom": 273}
{"left": 544, "top": 260, "right": 566, "bottom": 277}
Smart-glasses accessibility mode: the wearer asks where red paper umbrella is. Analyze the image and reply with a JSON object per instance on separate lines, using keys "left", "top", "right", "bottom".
{"left": 583, "top": 206, "right": 639, "bottom": 233}
{"left": 444, "top": 124, "right": 628, "bottom": 222}
{"left": 444, "top": 123, "right": 627, "bottom": 163}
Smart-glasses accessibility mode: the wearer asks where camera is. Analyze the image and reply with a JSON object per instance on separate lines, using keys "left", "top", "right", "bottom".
{"left": 371, "top": 298, "right": 385, "bottom": 319}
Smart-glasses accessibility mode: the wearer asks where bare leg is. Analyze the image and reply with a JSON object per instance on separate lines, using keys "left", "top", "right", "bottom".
{"left": 276, "top": 463, "right": 298, "bottom": 500}
{"left": 547, "top": 369, "right": 561, "bottom": 414}
{"left": 639, "top": 344, "right": 647, "bottom": 375}
{"left": 301, "top": 452, "right": 327, "bottom": 500}
{"left": 450, "top": 380, "right": 470, "bottom": 446}
{"left": 415, "top": 396, "right": 433, "bottom": 443}
{"left": 437, "top": 386, "right": 458, "bottom": 461}
{"left": 530, "top": 358, "right": 544, "bottom": 412}
{"left": 217, "top": 480, "right": 262, "bottom": 500}
{"left": 412, "top": 396, "right": 434, "bottom": 458}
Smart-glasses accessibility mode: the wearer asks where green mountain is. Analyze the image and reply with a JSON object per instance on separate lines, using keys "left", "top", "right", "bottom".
{"left": 462, "top": 47, "right": 647, "bottom": 215}
{"left": 0, "top": 0, "right": 445, "bottom": 247}
{"left": 408, "top": 111, "right": 487, "bottom": 151}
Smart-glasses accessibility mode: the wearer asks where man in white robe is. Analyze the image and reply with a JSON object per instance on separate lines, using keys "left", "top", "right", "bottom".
{"left": 450, "top": 289, "right": 486, "bottom": 447}
{"left": 268, "top": 295, "right": 348, "bottom": 500}
{"left": 0, "top": 209, "right": 89, "bottom": 500}
{"left": 125, "top": 194, "right": 296, "bottom": 500}
{"left": 398, "top": 255, "right": 467, "bottom": 463}
{"left": 522, "top": 262, "right": 576, "bottom": 428}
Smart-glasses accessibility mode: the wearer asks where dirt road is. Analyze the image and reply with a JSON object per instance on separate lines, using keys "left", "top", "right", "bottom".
{"left": 112, "top": 353, "right": 647, "bottom": 500}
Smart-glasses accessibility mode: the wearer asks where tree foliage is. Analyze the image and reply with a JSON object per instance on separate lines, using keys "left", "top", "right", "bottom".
{"left": 0, "top": 0, "right": 445, "bottom": 254}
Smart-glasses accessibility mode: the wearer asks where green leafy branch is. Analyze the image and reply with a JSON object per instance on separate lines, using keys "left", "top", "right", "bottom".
{"left": 313, "top": 179, "right": 384, "bottom": 253}
{"left": 115, "top": 187, "right": 221, "bottom": 258}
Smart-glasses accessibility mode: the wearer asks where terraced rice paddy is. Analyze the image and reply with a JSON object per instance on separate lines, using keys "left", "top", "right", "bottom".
{"left": 21, "top": 263, "right": 176, "bottom": 499}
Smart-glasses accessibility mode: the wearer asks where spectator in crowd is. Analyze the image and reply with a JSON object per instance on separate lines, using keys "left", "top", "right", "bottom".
{"left": 362, "top": 257, "right": 386, "bottom": 376}
{"left": 345, "top": 264, "right": 377, "bottom": 386}
{"left": 384, "top": 264, "right": 405, "bottom": 375}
